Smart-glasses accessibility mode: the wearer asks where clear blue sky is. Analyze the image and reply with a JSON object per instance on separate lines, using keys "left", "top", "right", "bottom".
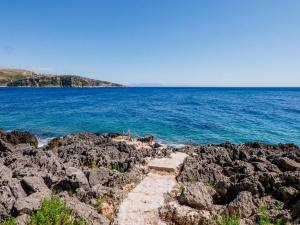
{"left": 1, "top": 0, "right": 300, "bottom": 86}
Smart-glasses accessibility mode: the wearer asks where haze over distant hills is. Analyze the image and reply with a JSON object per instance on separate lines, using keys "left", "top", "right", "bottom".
{"left": 0, "top": 69, "right": 123, "bottom": 87}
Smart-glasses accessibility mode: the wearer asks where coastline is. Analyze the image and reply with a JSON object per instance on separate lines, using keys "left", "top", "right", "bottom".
{"left": 0, "top": 129, "right": 299, "bottom": 224}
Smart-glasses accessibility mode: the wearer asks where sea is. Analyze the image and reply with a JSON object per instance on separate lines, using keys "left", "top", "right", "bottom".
{"left": 0, "top": 87, "right": 299, "bottom": 146}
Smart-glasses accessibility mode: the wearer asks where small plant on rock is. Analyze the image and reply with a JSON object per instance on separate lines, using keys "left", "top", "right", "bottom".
{"left": 109, "top": 162, "right": 124, "bottom": 173}
{"left": 204, "top": 180, "right": 215, "bottom": 187}
{"left": 31, "top": 196, "right": 87, "bottom": 225}
{"left": 258, "top": 204, "right": 271, "bottom": 225}
{"left": 178, "top": 185, "right": 185, "bottom": 194}
{"left": 217, "top": 214, "right": 240, "bottom": 225}
{"left": 188, "top": 176, "right": 197, "bottom": 186}
{"left": 90, "top": 160, "right": 99, "bottom": 169}
{"left": 95, "top": 197, "right": 104, "bottom": 211}
{"left": 0, "top": 217, "right": 17, "bottom": 225}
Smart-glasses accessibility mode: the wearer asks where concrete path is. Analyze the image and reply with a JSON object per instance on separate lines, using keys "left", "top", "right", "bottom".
{"left": 116, "top": 152, "right": 188, "bottom": 225}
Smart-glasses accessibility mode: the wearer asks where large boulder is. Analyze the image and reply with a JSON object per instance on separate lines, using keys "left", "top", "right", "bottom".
{"left": 5, "top": 131, "right": 38, "bottom": 148}
{"left": 21, "top": 176, "right": 51, "bottom": 194}
{"left": 159, "top": 201, "right": 211, "bottom": 225}
{"left": 0, "top": 186, "right": 15, "bottom": 220}
{"left": 14, "top": 192, "right": 51, "bottom": 215}
{"left": 178, "top": 182, "right": 213, "bottom": 210}
{"left": 88, "top": 167, "right": 111, "bottom": 187}
{"left": 272, "top": 157, "right": 300, "bottom": 172}
{"left": 227, "top": 191, "right": 256, "bottom": 218}
{"left": 66, "top": 167, "right": 90, "bottom": 189}
{"left": 60, "top": 193, "right": 110, "bottom": 225}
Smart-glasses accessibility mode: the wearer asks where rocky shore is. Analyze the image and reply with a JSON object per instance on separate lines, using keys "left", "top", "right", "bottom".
{"left": 0, "top": 129, "right": 300, "bottom": 225}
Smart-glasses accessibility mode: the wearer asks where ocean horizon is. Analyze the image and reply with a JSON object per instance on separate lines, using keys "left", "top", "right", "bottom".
{"left": 0, "top": 87, "right": 299, "bottom": 146}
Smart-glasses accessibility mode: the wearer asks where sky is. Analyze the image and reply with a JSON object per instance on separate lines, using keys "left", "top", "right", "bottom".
{"left": 0, "top": 0, "right": 300, "bottom": 86}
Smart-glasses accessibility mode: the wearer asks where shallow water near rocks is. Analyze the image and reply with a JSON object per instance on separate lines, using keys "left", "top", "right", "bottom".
{"left": 0, "top": 87, "right": 299, "bottom": 145}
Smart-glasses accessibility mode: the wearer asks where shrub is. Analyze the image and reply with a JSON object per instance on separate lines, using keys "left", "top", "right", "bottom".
{"left": 0, "top": 217, "right": 17, "bottom": 225}
{"left": 109, "top": 162, "right": 124, "bottom": 173}
{"left": 217, "top": 214, "right": 240, "bottom": 225}
{"left": 31, "top": 196, "right": 87, "bottom": 225}
{"left": 258, "top": 204, "right": 271, "bottom": 225}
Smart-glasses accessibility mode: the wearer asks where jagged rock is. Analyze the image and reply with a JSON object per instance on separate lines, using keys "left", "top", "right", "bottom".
{"left": 5, "top": 131, "right": 38, "bottom": 148}
{"left": 178, "top": 182, "right": 213, "bottom": 210}
{"left": 272, "top": 157, "right": 300, "bottom": 172}
{"left": 0, "top": 164, "right": 12, "bottom": 184}
{"left": 14, "top": 191, "right": 51, "bottom": 215}
{"left": 60, "top": 193, "right": 110, "bottom": 225}
{"left": 275, "top": 186, "right": 299, "bottom": 204}
{"left": 88, "top": 167, "right": 111, "bottom": 187}
{"left": 9, "top": 178, "right": 27, "bottom": 199}
{"left": 66, "top": 167, "right": 89, "bottom": 189}
{"left": 227, "top": 191, "right": 256, "bottom": 218}
{"left": 0, "top": 186, "right": 15, "bottom": 219}
{"left": 137, "top": 135, "right": 154, "bottom": 144}
{"left": 16, "top": 214, "right": 31, "bottom": 225}
{"left": 284, "top": 171, "right": 300, "bottom": 190}
{"left": 21, "top": 176, "right": 51, "bottom": 194}
{"left": 159, "top": 201, "right": 211, "bottom": 225}
{"left": 293, "top": 200, "right": 300, "bottom": 218}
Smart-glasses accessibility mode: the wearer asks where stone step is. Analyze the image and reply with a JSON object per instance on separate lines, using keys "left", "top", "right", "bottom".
{"left": 148, "top": 152, "right": 188, "bottom": 173}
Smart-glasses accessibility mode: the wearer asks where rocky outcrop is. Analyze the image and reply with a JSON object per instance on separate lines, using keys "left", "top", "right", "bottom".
{"left": 0, "top": 130, "right": 168, "bottom": 224}
{"left": 0, "top": 130, "right": 300, "bottom": 224}
{"left": 0, "top": 68, "right": 123, "bottom": 87}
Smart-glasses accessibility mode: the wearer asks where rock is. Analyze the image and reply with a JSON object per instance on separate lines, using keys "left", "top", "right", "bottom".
{"left": 137, "top": 135, "right": 154, "bottom": 144}
{"left": 14, "top": 191, "right": 51, "bottom": 215}
{"left": 21, "top": 176, "right": 51, "bottom": 194}
{"left": 0, "top": 139, "right": 14, "bottom": 157}
{"left": 0, "top": 186, "right": 15, "bottom": 219}
{"left": 159, "top": 201, "right": 211, "bottom": 225}
{"left": 228, "top": 191, "right": 256, "bottom": 218}
{"left": 60, "top": 193, "right": 110, "bottom": 225}
{"left": 9, "top": 178, "right": 27, "bottom": 199}
{"left": 178, "top": 182, "right": 213, "bottom": 210}
{"left": 66, "top": 167, "right": 89, "bottom": 189}
{"left": 0, "top": 164, "right": 12, "bottom": 184}
{"left": 88, "top": 167, "right": 110, "bottom": 187}
{"left": 272, "top": 157, "right": 300, "bottom": 172}
{"left": 284, "top": 171, "right": 300, "bottom": 190}
{"left": 275, "top": 186, "right": 299, "bottom": 204}
{"left": 16, "top": 214, "right": 31, "bottom": 225}
{"left": 5, "top": 131, "right": 38, "bottom": 148}
{"left": 293, "top": 200, "right": 300, "bottom": 218}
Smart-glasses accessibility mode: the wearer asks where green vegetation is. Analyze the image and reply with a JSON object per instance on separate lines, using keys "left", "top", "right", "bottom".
{"left": 259, "top": 204, "right": 271, "bottom": 225}
{"left": 178, "top": 185, "right": 185, "bottom": 193}
{"left": 203, "top": 180, "right": 215, "bottom": 187}
{"left": 31, "top": 196, "right": 87, "bottom": 225}
{"left": 95, "top": 197, "right": 104, "bottom": 210}
{"left": 109, "top": 162, "right": 124, "bottom": 173}
{"left": 188, "top": 176, "right": 197, "bottom": 185}
{"left": 217, "top": 214, "right": 240, "bottom": 225}
{"left": 89, "top": 160, "right": 99, "bottom": 169}
{"left": 258, "top": 204, "right": 285, "bottom": 225}
{"left": 0, "top": 217, "right": 17, "bottom": 225}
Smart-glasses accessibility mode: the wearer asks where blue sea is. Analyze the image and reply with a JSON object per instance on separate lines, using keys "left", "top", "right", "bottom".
{"left": 0, "top": 87, "right": 299, "bottom": 146}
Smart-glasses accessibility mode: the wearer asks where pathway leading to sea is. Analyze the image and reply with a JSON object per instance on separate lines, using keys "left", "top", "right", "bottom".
{"left": 116, "top": 152, "right": 188, "bottom": 225}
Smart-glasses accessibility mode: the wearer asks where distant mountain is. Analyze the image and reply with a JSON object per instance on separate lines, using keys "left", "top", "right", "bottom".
{"left": 0, "top": 69, "right": 123, "bottom": 87}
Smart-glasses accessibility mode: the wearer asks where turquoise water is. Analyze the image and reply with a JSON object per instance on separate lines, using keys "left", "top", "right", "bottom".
{"left": 0, "top": 87, "right": 299, "bottom": 145}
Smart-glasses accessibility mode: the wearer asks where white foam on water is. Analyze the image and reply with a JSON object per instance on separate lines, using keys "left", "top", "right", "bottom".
{"left": 36, "top": 136, "right": 54, "bottom": 147}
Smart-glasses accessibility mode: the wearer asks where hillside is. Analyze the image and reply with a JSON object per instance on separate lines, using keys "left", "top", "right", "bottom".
{"left": 0, "top": 69, "right": 123, "bottom": 87}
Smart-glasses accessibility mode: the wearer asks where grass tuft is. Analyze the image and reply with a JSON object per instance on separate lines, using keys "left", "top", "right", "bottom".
{"left": 217, "top": 214, "right": 240, "bottom": 225}
{"left": 0, "top": 217, "right": 17, "bottom": 225}
{"left": 109, "top": 162, "right": 124, "bottom": 173}
{"left": 31, "top": 196, "right": 87, "bottom": 225}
